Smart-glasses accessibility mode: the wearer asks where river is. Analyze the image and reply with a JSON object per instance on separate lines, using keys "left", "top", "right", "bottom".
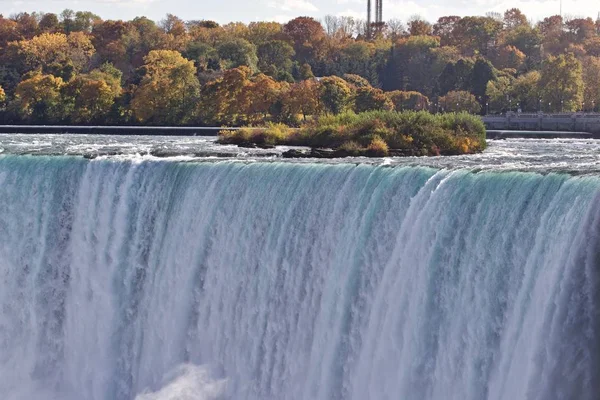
{"left": 0, "top": 135, "right": 598, "bottom": 399}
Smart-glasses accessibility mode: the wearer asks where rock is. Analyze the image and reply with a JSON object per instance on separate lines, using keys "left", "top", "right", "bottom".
{"left": 237, "top": 142, "right": 257, "bottom": 148}
{"left": 282, "top": 149, "right": 310, "bottom": 158}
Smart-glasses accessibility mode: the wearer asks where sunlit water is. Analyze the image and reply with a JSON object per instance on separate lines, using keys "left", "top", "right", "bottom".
{"left": 0, "top": 135, "right": 598, "bottom": 400}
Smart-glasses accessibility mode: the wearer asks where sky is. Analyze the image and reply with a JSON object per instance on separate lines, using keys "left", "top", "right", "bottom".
{"left": 1, "top": 0, "right": 599, "bottom": 24}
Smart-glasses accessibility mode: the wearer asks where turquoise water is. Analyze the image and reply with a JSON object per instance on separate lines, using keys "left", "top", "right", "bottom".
{"left": 0, "top": 154, "right": 598, "bottom": 399}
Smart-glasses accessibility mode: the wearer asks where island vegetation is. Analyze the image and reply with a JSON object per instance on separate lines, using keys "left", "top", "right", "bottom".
{"left": 0, "top": 9, "right": 597, "bottom": 130}
{"left": 218, "top": 111, "right": 486, "bottom": 157}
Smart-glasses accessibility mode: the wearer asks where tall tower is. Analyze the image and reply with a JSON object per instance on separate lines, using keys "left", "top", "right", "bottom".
{"left": 367, "top": 0, "right": 383, "bottom": 39}
{"left": 367, "top": 0, "right": 372, "bottom": 38}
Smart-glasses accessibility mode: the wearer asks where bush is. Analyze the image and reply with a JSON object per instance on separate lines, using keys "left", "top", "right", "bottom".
{"left": 217, "top": 123, "right": 293, "bottom": 145}
{"left": 367, "top": 135, "right": 389, "bottom": 156}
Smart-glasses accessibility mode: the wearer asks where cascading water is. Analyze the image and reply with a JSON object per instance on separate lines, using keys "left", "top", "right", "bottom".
{"left": 0, "top": 155, "right": 598, "bottom": 400}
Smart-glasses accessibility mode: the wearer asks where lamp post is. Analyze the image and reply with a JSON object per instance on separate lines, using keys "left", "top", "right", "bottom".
{"left": 486, "top": 102, "right": 489, "bottom": 115}
{"left": 561, "top": 99, "right": 564, "bottom": 113}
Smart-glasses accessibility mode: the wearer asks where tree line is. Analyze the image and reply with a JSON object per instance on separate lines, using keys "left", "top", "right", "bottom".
{"left": 0, "top": 9, "right": 599, "bottom": 126}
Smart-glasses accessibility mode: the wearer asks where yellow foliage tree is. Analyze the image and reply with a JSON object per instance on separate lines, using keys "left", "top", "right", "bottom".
{"left": 286, "top": 79, "right": 321, "bottom": 120}
{"left": 63, "top": 67, "right": 122, "bottom": 123}
{"left": 199, "top": 66, "right": 253, "bottom": 125}
{"left": 14, "top": 73, "right": 65, "bottom": 122}
{"left": 242, "top": 73, "right": 287, "bottom": 122}
{"left": 11, "top": 32, "right": 95, "bottom": 78}
{"left": 387, "top": 90, "right": 430, "bottom": 111}
{"left": 131, "top": 50, "right": 200, "bottom": 124}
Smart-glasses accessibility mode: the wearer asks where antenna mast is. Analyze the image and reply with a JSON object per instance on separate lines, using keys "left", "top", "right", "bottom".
{"left": 367, "top": 0, "right": 372, "bottom": 38}
{"left": 367, "top": 0, "right": 383, "bottom": 38}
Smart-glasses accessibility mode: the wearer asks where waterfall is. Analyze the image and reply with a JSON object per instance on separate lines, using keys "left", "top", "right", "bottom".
{"left": 0, "top": 155, "right": 598, "bottom": 400}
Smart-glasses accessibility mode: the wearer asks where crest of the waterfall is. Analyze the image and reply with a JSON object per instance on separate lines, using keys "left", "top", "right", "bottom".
{"left": 0, "top": 156, "right": 598, "bottom": 400}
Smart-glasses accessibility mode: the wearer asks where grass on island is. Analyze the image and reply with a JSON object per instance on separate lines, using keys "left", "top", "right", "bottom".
{"left": 218, "top": 110, "right": 486, "bottom": 157}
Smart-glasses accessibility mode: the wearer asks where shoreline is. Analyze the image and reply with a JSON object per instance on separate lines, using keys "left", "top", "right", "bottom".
{"left": 0, "top": 125, "right": 596, "bottom": 140}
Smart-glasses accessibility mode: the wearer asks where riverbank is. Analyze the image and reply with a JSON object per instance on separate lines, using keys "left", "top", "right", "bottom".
{"left": 0, "top": 125, "right": 229, "bottom": 136}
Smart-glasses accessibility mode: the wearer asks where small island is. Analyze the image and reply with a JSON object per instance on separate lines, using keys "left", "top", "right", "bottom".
{"left": 218, "top": 110, "right": 486, "bottom": 157}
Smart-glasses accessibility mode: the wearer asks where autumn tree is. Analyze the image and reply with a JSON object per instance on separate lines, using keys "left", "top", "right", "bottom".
{"left": 539, "top": 53, "right": 583, "bottom": 112}
{"left": 131, "top": 50, "right": 200, "bottom": 124}
{"left": 565, "top": 18, "right": 596, "bottom": 44}
{"left": 433, "top": 16, "right": 462, "bottom": 46}
{"left": 13, "top": 73, "right": 65, "bottom": 122}
{"left": 63, "top": 63, "right": 122, "bottom": 123}
{"left": 10, "top": 32, "right": 95, "bottom": 79}
{"left": 453, "top": 16, "right": 503, "bottom": 56}
{"left": 283, "top": 17, "right": 325, "bottom": 62}
{"left": 387, "top": 90, "right": 429, "bottom": 111}
{"left": 493, "top": 45, "right": 526, "bottom": 70}
{"left": 286, "top": 79, "right": 320, "bottom": 120}
{"left": 354, "top": 86, "right": 393, "bottom": 112}
{"left": 582, "top": 56, "right": 600, "bottom": 111}
{"left": 242, "top": 73, "right": 287, "bottom": 122}
{"left": 407, "top": 16, "right": 432, "bottom": 36}
{"left": 503, "top": 9, "right": 528, "bottom": 30}
{"left": 39, "top": 13, "right": 60, "bottom": 32}
{"left": 198, "top": 66, "right": 252, "bottom": 125}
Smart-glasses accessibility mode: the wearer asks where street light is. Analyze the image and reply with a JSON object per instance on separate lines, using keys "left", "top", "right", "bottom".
{"left": 486, "top": 102, "right": 489, "bottom": 115}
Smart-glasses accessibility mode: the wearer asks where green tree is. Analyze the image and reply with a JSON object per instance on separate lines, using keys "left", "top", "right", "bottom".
{"left": 257, "top": 40, "right": 295, "bottom": 75}
{"left": 438, "top": 58, "right": 474, "bottom": 94}
{"left": 319, "top": 76, "right": 351, "bottom": 115}
{"left": 471, "top": 58, "right": 497, "bottom": 99}
{"left": 439, "top": 90, "right": 481, "bottom": 113}
{"left": 217, "top": 38, "right": 258, "bottom": 71}
{"left": 511, "top": 71, "right": 541, "bottom": 111}
{"left": 131, "top": 50, "right": 200, "bottom": 124}
{"left": 486, "top": 76, "right": 512, "bottom": 113}
{"left": 582, "top": 56, "right": 600, "bottom": 111}
{"left": 539, "top": 53, "right": 583, "bottom": 112}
